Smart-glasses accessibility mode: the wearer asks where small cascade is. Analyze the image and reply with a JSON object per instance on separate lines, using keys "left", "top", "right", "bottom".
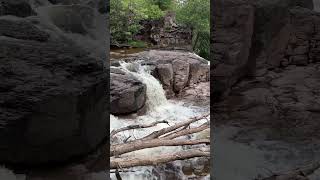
{"left": 119, "top": 61, "right": 168, "bottom": 110}
{"left": 0, "top": 167, "right": 25, "bottom": 180}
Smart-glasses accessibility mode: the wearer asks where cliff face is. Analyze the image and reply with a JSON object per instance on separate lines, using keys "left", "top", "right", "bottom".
{"left": 212, "top": 0, "right": 320, "bottom": 140}
{"left": 135, "top": 12, "right": 193, "bottom": 50}
{"left": 211, "top": 0, "right": 315, "bottom": 99}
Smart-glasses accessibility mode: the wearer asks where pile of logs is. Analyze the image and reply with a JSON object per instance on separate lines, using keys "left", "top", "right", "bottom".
{"left": 110, "top": 113, "right": 210, "bottom": 169}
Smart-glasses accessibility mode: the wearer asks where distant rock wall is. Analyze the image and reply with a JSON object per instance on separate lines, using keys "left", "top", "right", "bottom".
{"left": 135, "top": 12, "right": 192, "bottom": 50}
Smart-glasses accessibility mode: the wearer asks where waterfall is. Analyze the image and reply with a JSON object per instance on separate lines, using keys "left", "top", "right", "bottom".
{"left": 0, "top": 167, "right": 25, "bottom": 180}
{"left": 110, "top": 61, "right": 209, "bottom": 180}
{"left": 119, "top": 61, "right": 168, "bottom": 110}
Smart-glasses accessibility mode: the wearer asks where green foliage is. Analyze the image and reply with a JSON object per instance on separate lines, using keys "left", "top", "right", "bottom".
{"left": 175, "top": 0, "right": 210, "bottom": 32}
{"left": 151, "top": 0, "right": 173, "bottom": 10}
{"left": 175, "top": 0, "right": 210, "bottom": 59}
{"left": 110, "top": 0, "right": 210, "bottom": 59}
{"left": 110, "top": 0, "right": 166, "bottom": 44}
{"left": 128, "top": 40, "right": 147, "bottom": 48}
{"left": 193, "top": 31, "right": 210, "bottom": 59}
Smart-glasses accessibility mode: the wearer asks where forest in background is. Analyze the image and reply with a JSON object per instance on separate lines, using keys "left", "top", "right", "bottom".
{"left": 110, "top": 0, "right": 210, "bottom": 59}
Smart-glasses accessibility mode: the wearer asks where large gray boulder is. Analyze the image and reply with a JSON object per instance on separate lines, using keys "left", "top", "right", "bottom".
{"left": 172, "top": 60, "right": 190, "bottom": 93}
{"left": 139, "top": 50, "right": 210, "bottom": 96}
{"left": 0, "top": 36, "right": 108, "bottom": 164}
{"left": 155, "top": 64, "right": 174, "bottom": 97}
{"left": 110, "top": 68, "right": 146, "bottom": 115}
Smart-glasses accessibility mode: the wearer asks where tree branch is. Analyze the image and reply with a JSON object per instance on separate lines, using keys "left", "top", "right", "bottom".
{"left": 111, "top": 148, "right": 210, "bottom": 169}
{"left": 110, "top": 120, "right": 169, "bottom": 137}
{"left": 162, "top": 122, "right": 209, "bottom": 139}
{"left": 142, "top": 113, "right": 210, "bottom": 140}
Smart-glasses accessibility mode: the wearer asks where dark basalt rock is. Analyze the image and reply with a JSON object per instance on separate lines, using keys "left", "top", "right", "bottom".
{"left": 0, "top": 0, "right": 36, "bottom": 17}
{"left": 0, "top": 33, "right": 108, "bottom": 165}
{"left": 110, "top": 68, "right": 146, "bottom": 115}
{"left": 211, "top": 0, "right": 315, "bottom": 100}
{"left": 0, "top": 18, "right": 50, "bottom": 42}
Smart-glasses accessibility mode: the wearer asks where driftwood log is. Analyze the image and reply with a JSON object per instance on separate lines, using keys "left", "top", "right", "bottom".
{"left": 110, "top": 113, "right": 210, "bottom": 169}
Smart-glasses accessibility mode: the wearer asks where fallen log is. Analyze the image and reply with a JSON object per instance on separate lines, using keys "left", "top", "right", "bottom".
{"left": 110, "top": 120, "right": 169, "bottom": 137}
{"left": 111, "top": 148, "right": 210, "bottom": 169}
{"left": 110, "top": 113, "right": 210, "bottom": 170}
{"left": 142, "top": 113, "right": 210, "bottom": 140}
{"left": 111, "top": 139, "right": 209, "bottom": 156}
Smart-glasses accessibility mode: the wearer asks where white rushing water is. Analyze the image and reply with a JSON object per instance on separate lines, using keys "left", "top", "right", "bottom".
{"left": 0, "top": 167, "right": 25, "bottom": 180}
{"left": 119, "top": 61, "right": 168, "bottom": 110}
{"left": 110, "top": 61, "right": 209, "bottom": 180}
{"left": 314, "top": 0, "right": 320, "bottom": 12}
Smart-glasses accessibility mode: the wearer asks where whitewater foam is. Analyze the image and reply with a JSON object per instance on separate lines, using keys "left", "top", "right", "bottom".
{"left": 0, "top": 167, "right": 25, "bottom": 180}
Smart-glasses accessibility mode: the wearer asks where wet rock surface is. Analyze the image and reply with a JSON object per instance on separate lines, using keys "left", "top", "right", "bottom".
{"left": 140, "top": 50, "right": 210, "bottom": 97}
{"left": 110, "top": 68, "right": 146, "bottom": 115}
{"left": 213, "top": 1, "right": 320, "bottom": 141}
{"left": 214, "top": 64, "right": 320, "bottom": 140}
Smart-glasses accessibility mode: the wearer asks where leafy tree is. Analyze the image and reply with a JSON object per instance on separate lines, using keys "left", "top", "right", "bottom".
{"left": 110, "top": 0, "right": 210, "bottom": 59}
{"left": 151, "top": 0, "right": 174, "bottom": 10}
{"left": 110, "top": 0, "right": 164, "bottom": 45}
{"left": 175, "top": 0, "right": 210, "bottom": 59}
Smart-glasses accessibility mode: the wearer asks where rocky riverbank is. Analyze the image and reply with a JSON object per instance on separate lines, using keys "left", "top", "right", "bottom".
{"left": 212, "top": 0, "right": 320, "bottom": 179}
